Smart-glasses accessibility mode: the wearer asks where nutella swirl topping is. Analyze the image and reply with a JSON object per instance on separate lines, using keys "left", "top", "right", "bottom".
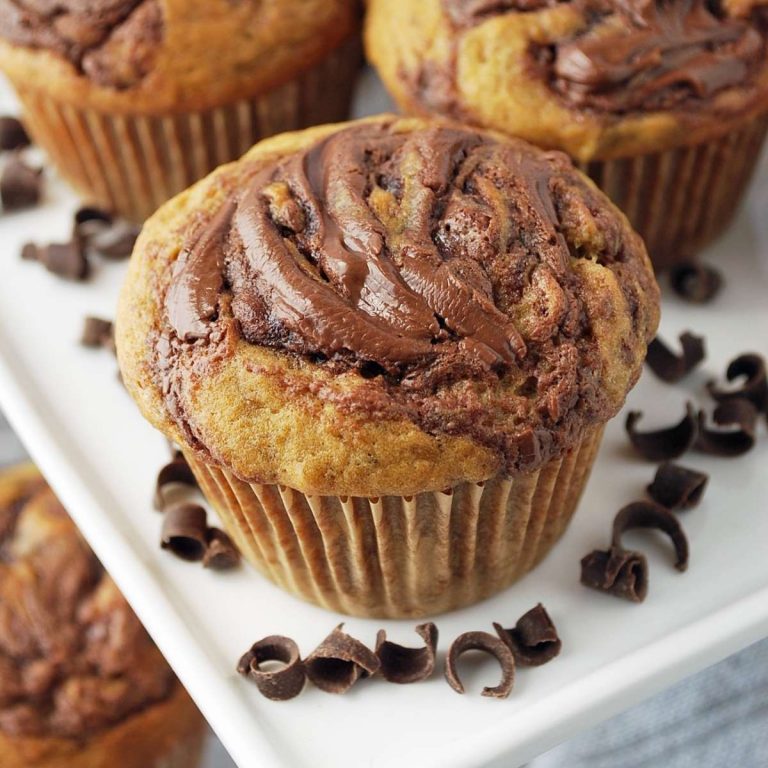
{"left": 160, "top": 121, "right": 650, "bottom": 473}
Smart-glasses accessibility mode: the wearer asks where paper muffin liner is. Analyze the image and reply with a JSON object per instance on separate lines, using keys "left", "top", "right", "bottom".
{"left": 185, "top": 426, "right": 604, "bottom": 618}
{"left": 8, "top": 37, "right": 361, "bottom": 222}
{"left": 581, "top": 112, "right": 768, "bottom": 272}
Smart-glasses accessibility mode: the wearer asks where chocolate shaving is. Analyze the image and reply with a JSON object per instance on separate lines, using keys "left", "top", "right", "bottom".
{"left": 153, "top": 456, "right": 198, "bottom": 511}
{"left": 707, "top": 354, "right": 768, "bottom": 414}
{"left": 645, "top": 332, "right": 705, "bottom": 383}
{"left": 444, "top": 631, "right": 515, "bottom": 699}
{"left": 669, "top": 262, "right": 723, "bottom": 303}
{"left": 80, "top": 316, "right": 115, "bottom": 353}
{"left": 73, "top": 206, "right": 113, "bottom": 242}
{"left": 625, "top": 403, "right": 698, "bottom": 460}
{"left": 581, "top": 547, "right": 649, "bottom": 602}
{"left": 22, "top": 240, "right": 89, "bottom": 280}
{"left": 0, "top": 117, "right": 30, "bottom": 151}
{"left": 612, "top": 501, "right": 689, "bottom": 572}
{"left": 695, "top": 399, "right": 758, "bottom": 457}
{"left": 1, "top": 156, "right": 42, "bottom": 211}
{"left": 647, "top": 462, "right": 709, "bottom": 510}
{"left": 237, "top": 636, "right": 305, "bottom": 701}
{"left": 493, "top": 604, "right": 561, "bottom": 667}
{"left": 160, "top": 503, "right": 208, "bottom": 562}
{"left": 90, "top": 220, "right": 141, "bottom": 259}
{"left": 305, "top": 625, "right": 380, "bottom": 694}
{"left": 203, "top": 528, "right": 240, "bottom": 570}
{"left": 375, "top": 623, "right": 438, "bottom": 684}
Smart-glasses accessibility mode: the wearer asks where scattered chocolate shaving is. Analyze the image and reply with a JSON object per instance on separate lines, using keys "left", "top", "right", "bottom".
{"left": 0, "top": 117, "right": 30, "bottom": 151}
{"left": 493, "top": 604, "right": 561, "bottom": 667}
{"left": 1, "top": 156, "right": 42, "bottom": 211}
{"left": 305, "top": 625, "right": 380, "bottom": 694}
{"left": 80, "top": 316, "right": 115, "bottom": 352}
{"left": 695, "top": 399, "right": 758, "bottom": 457}
{"left": 21, "top": 240, "right": 89, "bottom": 280}
{"left": 645, "top": 332, "right": 705, "bottom": 383}
{"left": 612, "top": 501, "right": 689, "bottom": 572}
{"left": 625, "top": 403, "right": 698, "bottom": 460}
{"left": 375, "top": 623, "right": 438, "bottom": 684}
{"left": 580, "top": 547, "right": 649, "bottom": 603}
{"left": 73, "top": 206, "right": 113, "bottom": 242}
{"left": 203, "top": 528, "right": 240, "bottom": 570}
{"left": 160, "top": 503, "right": 208, "bottom": 562}
{"left": 444, "top": 631, "right": 516, "bottom": 699}
{"left": 707, "top": 354, "right": 768, "bottom": 414}
{"left": 647, "top": 462, "right": 709, "bottom": 510}
{"left": 237, "top": 636, "right": 305, "bottom": 701}
{"left": 90, "top": 220, "right": 141, "bottom": 259}
{"left": 153, "top": 456, "right": 198, "bottom": 511}
{"left": 669, "top": 262, "right": 723, "bottom": 303}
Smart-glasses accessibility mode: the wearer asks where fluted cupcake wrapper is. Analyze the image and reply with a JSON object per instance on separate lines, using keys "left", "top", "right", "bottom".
{"left": 582, "top": 113, "right": 768, "bottom": 272}
{"left": 9, "top": 37, "right": 361, "bottom": 222}
{"left": 185, "top": 426, "right": 604, "bottom": 619}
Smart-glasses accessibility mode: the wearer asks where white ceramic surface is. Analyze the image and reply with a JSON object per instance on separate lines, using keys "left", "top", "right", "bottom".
{"left": 0, "top": 74, "right": 767, "bottom": 768}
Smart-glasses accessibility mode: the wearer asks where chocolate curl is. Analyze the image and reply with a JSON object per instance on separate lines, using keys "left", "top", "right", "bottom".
{"left": 493, "top": 603, "right": 561, "bottom": 667}
{"left": 612, "top": 501, "right": 689, "bottom": 572}
{"left": 90, "top": 220, "right": 141, "bottom": 259}
{"left": 695, "top": 399, "right": 758, "bottom": 457}
{"left": 203, "top": 528, "right": 240, "bottom": 570}
{"left": 160, "top": 503, "right": 208, "bottom": 562}
{"left": 0, "top": 117, "right": 31, "bottom": 151}
{"left": 625, "top": 403, "right": 698, "bottom": 461}
{"left": 1, "top": 156, "right": 42, "bottom": 211}
{"left": 669, "top": 262, "right": 723, "bottom": 304}
{"left": 445, "top": 631, "right": 515, "bottom": 699}
{"left": 707, "top": 354, "right": 768, "bottom": 414}
{"left": 80, "top": 316, "right": 115, "bottom": 353}
{"left": 21, "top": 240, "right": 89, "bottom": 281}
{"left": 647, "top": 462, "right": 709, "bottom": 510}
{"left": 580, "top": 547, "right": 649, "bottom": 603}
{"left": 645, "top": 332, "right": 705, "bottom": 383}
{"left": 73, "top": 207, "right": 113, "bottom": 243}
{"left": 305, "top": 625, "right": 380, "bottom": 694}
{"left": 375, "top": 623, "right": 438, "bottom": 683}
{"left": 153, "top": 457, "right": 199, "bottom": 511}
{"left": 237, "top": 636, "right": 305, "bottom": 701}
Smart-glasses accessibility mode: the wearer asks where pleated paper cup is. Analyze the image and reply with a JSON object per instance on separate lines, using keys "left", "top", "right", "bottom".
{"left": 185, "top": 426, "right": 604, "bottom": 618}
{"left": 8, "top": 37, "right": 361, "bottom": 222}
{"left": 581, "top": 112, "right": 768, "bottom": 272}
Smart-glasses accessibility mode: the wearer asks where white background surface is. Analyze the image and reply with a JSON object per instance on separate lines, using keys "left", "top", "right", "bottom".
{"left": 0, "top": 72, "right": 767, "bottom": 768}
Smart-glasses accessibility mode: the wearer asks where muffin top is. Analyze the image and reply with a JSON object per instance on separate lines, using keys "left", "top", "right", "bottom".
{"left": 365, "top": 0, "right": 768, "bottom": 160}
{"left": 0, "top": 465, "right": 176, "bottom": 740}
{"left": 117, "top": 116, "right": 659, "bottom": 497}
{"left": 0, "top": 0, "right": 359, "bottom": 111}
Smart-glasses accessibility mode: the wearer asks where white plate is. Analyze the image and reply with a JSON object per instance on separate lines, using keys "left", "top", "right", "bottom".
{"left": 1, "top": 73, "right": 767, "bottom": 768}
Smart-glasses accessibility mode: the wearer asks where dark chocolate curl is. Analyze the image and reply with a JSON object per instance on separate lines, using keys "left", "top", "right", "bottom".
{"left": 669, "top": 262, "right": 723, "bottom": 304}
{"left": 203, "top": 528, "right": 240, "bottom": 570}
{"left": 80, "top": 316, "right": 115, "bottom": 352}
{"left": 22, "top": 240, "right": 89, "bottom": 280}
{"left": 647, "top": 462, "right": 709, "bottom": 510}
{"left": 695, "top": 399, "right": 758, "bottom": 457}
{"left": 90, "top": 220, "right": 141, "bottom": 259}
{"left": 160, "top": 503, "right": 208, "bottom": 561}
{"left": 375, "top": 623, "right": 438, "bottom": 683}
{"left": 707, "top": 354, "right": 768, "bottom": 414}
{"left": 445, "top": 631, "right": 515, "bottom": 699}
{"left": 612, "top": 501, "right": 689, "bottom": 572}
{"left": 237, "top": 636, "right": 305, "bottom": 701}
{"left": 580, "top": 547, "right": 649, "bottom": 603}
{"left": 1, "top": 156, "right": 42, "bottom": 211}
{"left": 305, "top": 625, "right": 380, "bottom": 694}
{"left": 645, "top": 332, "right": 705, "bottom": 383}
{"left": 625, "top": 403, "right": 698, "bottom": 460}
{"left": 73, "top": 207, "right": 113, "bottom": 242}
{"left": 0, "top": 117, "right": 31, "bottom": 151}
{"left": 493, "top": 603, "right": 561, "bottom": 666}
{"left": 153, "top": 457, "right": 199, "bottom": 511}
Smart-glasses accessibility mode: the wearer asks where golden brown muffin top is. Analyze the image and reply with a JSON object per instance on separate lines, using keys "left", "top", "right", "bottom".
{"left": 0, "top": 0, "right": 360, "bottom": 111}
{"left": 0, "top": 465, "right": 175, "bottom": 740}
{"left": 117, "top": 116, "right": 659, "bottom": 496}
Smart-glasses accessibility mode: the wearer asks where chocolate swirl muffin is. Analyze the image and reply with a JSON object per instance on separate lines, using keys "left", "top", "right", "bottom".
{"left": 118, "top": 116, "right": 659, "bottom": 617}
{"left": 0, "top": 464, "right": 204, "bottom": 768}
{"left": 366, "top": 0, "right": 768, "bottom": 269}
{"left": 0, "top": 0, "right": 361, "bottom": 220}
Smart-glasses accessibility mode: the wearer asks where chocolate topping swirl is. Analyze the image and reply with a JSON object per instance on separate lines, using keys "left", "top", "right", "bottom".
{"left": 158, "top": 121, "right": 654, "bottom": 475}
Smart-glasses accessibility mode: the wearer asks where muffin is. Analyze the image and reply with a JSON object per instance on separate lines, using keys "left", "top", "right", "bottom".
{"left": 0, "top": 0, "right": 361, "bottom": 221}
{"left": 365, "top": 0, "right": 768, "bottom": 270}
{"left": 117, "top": 115, "right": 659, "bottom": 618}
{"left": 0, "top": 464, "right": 205, "bottom": 768}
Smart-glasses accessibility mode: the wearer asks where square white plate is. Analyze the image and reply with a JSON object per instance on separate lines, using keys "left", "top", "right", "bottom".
{"left": 0, "top": 73, "right": 767, "bottom": 768}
